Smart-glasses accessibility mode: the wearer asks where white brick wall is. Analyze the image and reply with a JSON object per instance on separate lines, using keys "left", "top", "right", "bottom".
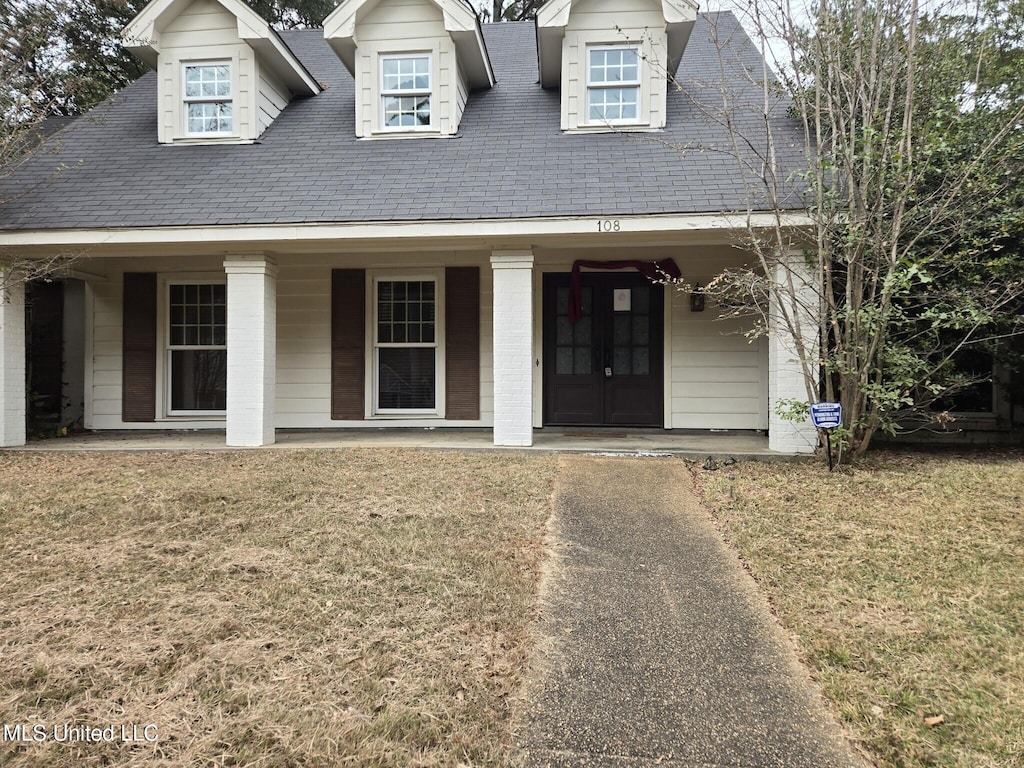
{"left": 490, "top": 250, "right": 534, "bottom": 446}
{"left": 768, "top": 253, "right": 819, "bottom": 454}
{"left": 225, "top": 256, "right": 277, "bottom": 446}
{"left": 0, "top": 275, "right": 26, "bottom": 447}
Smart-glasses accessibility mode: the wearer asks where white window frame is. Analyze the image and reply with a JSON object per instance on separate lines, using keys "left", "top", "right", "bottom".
{"left": 585, "top": 44, "right": 642, "bottom": 126}
{"left": 369, "top": 271, "right": 445, "bottom": 417}
{"left": 182, "top": 60, "right": 235, "bottom": 138}
{"left": 379, "top": 53, "right": 434, "bottom": 132}
{"left": 163, "top": 277, "right": 228, "bottom": 418}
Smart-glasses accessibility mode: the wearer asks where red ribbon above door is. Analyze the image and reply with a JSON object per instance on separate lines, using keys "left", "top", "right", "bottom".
{"left": 569, "top": 259, "right": 682, "bottom": 322}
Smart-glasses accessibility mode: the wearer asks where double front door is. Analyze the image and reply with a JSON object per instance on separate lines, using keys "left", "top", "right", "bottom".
{"left": 543, "top": 272, "right": 664, "bottom": 426}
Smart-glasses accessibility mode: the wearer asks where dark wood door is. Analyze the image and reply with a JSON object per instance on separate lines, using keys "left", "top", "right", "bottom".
{"left": 543, "top": 272, "right": 663, "bottom": 426}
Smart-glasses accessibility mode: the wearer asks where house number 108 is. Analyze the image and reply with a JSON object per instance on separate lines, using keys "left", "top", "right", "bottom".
{"left": 597, "top": 219, "right": 621, "bottom": 232}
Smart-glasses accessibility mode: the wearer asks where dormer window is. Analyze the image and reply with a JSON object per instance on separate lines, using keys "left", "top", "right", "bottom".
{"left": 381, "top": 55, "right": 432, "bottom": 130}
{"left": 323, "top": 0, "right": 494, "bottom": 139}
{"left": 184, "top": 63, "right": 234, "bottom": 137}
{"left": 587, "top": 45, "right": 641, "bottom": 124}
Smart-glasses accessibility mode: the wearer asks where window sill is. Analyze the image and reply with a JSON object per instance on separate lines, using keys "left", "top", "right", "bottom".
{"left": 566, "top": 123, "right": 658, "bottom": 134}
{"left": 165, "top": 137, "right": 254, "bottom": 146}
{"left": 364, "top": 130, "right": 446, "bottom": 140}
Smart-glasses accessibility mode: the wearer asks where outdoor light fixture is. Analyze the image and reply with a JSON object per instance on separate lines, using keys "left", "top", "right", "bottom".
{"left": 690, "top": 283, "right": 705, "bottom": 312}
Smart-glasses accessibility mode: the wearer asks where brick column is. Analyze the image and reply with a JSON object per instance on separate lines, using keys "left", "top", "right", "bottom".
{"left": 0, "top": 273, "right": 26, "bottom": 447}
{"left": 768, "top": 251, "right": 818, "bottom": 453}
{"left": 490, "top": 250, "right": 534, "bottom": 447}
{"left": 224, "top": 256, "right": 277, "bottom": 447}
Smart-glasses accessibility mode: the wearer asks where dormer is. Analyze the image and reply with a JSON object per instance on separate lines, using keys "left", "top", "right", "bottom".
{"left": 122, "top": 0, "right": 320, "bottom": 144}
{"left": 324, "top": 0, "right": 495, "bottom": 138}
{"left": 536, "top": 0, "right": 698, "bottom": 132}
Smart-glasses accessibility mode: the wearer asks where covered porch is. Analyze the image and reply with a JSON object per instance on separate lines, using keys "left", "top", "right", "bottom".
{"left": 9, "top": 426, "right": 778, "bottom": 459}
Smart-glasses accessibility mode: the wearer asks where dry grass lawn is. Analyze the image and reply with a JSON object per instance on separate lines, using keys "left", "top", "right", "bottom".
{"left": 696, "top": 450, "right": 1024, "bottom": 768}
{"left": 0, "top": 449, "right": 558, "bottom": 767}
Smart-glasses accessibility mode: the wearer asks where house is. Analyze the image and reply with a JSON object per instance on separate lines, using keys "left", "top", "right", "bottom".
{"left": 0, "top": 0, "right": 821, "bottom": 452}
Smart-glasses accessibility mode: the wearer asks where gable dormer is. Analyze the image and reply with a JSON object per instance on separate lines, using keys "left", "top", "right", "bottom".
{"left": 123, "top": 0, "right": 320, "bottom": 144}
{"left": 324, "top": 0, "right": 494, "bottom": 138}
{"left": 536, "top": 0, "right": 698, "bottom": 132}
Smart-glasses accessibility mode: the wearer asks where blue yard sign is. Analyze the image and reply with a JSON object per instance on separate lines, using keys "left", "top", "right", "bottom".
{"left": 810, "top": 402, "right": 842, "bottom": 430}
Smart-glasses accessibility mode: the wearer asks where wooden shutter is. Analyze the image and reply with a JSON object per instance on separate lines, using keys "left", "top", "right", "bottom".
{"left": 445, "top": 266, "right": 480, "bottom": 420}
{"left": 331, "top": 269, "right": 366, "bottom": 420}
{"left": 122, "top": 272, "right": 157, "bottom": 422}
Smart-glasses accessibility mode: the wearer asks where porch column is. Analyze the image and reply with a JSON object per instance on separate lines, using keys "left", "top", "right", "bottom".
{"left": 768, "top": 251, "right": 818, "bottom": 453}
{"left": 0, "top": 273, "right": 26, "bottom": 447}
{"left": 490, "top": 250, "right": 534, "bottom": 447}
{"left": 224, "top": 256, "right": 277, "bottom": 447}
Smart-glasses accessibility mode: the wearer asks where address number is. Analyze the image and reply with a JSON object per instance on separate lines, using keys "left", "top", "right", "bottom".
{"left": 597, "top": 219, "right": 621, "bottom": 232}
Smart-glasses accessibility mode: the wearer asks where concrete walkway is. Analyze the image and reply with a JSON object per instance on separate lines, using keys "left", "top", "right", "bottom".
{"left": 518, "top": 456, "right": 864, "bottom": 768}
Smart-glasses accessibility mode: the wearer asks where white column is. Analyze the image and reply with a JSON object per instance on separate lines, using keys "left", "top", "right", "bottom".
{"left": 491, "top": 250, "right": 534, "bottom": 447}
{"left": 768, "top": 251, "right": 818, "bottom": 453}
{"left": 0, "top": 274, "right": 26, "bottom": 447}
{"left": 224, "top": 256, "right": 277, "bottom": 447}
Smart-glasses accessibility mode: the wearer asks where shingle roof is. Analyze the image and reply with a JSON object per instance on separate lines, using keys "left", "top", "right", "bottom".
{"left": 0, "top": 13, "right": 807, "bottom": 231}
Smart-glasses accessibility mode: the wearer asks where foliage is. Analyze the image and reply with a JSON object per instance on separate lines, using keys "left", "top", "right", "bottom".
{"left": 698, "top": 0, "right": 1024, "bottom": 458}
{"left": 480, "top": 0, "right": 544, "bottom": 21}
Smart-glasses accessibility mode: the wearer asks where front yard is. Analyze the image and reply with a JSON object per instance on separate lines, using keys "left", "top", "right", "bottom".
{"left": 0, "top": 449, "right": 557, "bottom": 767}
{"left": 697, "top": 450, "right": 1024, "bottom": 768}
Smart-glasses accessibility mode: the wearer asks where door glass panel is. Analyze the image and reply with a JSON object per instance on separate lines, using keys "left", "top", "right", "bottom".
{"left": 613, "top": 346, "right": 631, "bottom": 374}
{"left": 632, "top": 287, "right": 649, "bottom": 312}
{"left": 556, "top": 347, "right": 573, "bottom": 375}
{"left": 633, "top": 315, "right": 649, "bottom": 344}
{"left": 574, "top": 347, "right": 592, "bottom": 374}
{"left": 633, "top": 346, "right": 650, "bottom": 375}
{"left": 613, "top": 315, "right": 630, "bottom": 344}
{"left": 554, "top": 286, "right": 593, "bottom": 375}
{"left": 556, "top": 316, "right": 572, "bottom": 345}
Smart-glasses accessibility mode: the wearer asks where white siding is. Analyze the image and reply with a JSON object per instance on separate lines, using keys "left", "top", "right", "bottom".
{"left": 85, "top": 253, "right": 493, "bottom": 431}
{"left": 257, "top": 62, "right": 290, "bottom": 136}
{"left": 534, "top": 246, "right": 766, "bottom": 431}
{"left": 354, "top": 0, "right": 462, "bottom": 136}
{"left": 668, "top": 246, "right": 766, "bottom": 430}
{"left": 156, "top": 0, "right": 262, "bottom": 143}
{"left": 562, "top": 0, "right": 668, "bottom": 131}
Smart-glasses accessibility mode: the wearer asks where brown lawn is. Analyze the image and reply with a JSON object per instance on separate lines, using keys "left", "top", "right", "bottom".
{"left": 0, "top": 449, "right": 558, "bottom": 767}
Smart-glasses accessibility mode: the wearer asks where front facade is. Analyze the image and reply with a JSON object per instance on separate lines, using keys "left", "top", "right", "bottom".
{"left": 0, "top": 0, "right": 818, "bottom": 453}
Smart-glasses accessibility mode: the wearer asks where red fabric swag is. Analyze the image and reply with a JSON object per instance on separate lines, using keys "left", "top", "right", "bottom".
{"left": 569, "top": 259, "right": 682, "bottom": 322}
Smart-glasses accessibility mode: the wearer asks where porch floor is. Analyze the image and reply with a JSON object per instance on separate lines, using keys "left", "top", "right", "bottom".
{"left": 11, "top": 428, "right": 788, "bottom": 459}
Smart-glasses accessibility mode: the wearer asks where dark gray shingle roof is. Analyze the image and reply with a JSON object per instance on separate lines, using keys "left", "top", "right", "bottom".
{"left": 0, "top": 13, "right": 806, "bottom": 231}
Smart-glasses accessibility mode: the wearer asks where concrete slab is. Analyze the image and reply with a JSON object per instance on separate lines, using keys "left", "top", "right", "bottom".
{"left": 10, "top": 428, "right": 785, "bottom": 460}
{"left": 518, "top": 456, "right": 865, "bottom": 768}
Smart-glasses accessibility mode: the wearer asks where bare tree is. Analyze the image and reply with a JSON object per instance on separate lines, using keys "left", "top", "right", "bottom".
{"left": 676, "top": 0, "right": 1024, "bottom": 459}
{"left": 1, "top": 1, "right": 89, "bottom": 292}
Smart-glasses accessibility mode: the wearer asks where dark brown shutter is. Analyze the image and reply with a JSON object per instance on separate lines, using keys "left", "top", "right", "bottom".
{"left": 122, "top": 272, "right": 157, "bottom": 422}
{"left": 445, "top": 266, "right": 480, "bottom": 420}
{"left": 331, "top": 269, "right": 365, "bottom": 420}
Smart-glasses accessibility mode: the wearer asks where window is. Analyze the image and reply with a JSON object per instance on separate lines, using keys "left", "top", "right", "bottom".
{"left": 381, "top": 55, "right": 431, "bottom": 129}
{"left": 184, "top": 63, "right": 233, "bottom": 136}
{"left": 587, "top": 45, "right": 640, "bottom": 123}
{"left": 375, "top": 278, "right": 437, "bottom": 412}
{"left": 167, "top": 283, "right": 226, "bottom": 413}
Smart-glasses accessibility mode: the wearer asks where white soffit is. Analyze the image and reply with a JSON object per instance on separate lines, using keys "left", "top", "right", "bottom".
{"left": 122, "top": 0, "right": 321, "bottom": 96}
{"left": 535, "top": 0, "right": 699, "bottom": 88}
{"left": 323, "top": 0, "right": 495, "bottom": 88}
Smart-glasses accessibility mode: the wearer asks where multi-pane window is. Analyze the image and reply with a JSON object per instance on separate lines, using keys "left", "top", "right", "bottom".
{"left": 587, "top": 46, "right": 640, "bottom": 123}
{"left": 555, "top": 287, "right": 593, "bottom": 375}
{"left": 168, "top": 284, "right": 226, "bottom": 412}
{"left": 376, "top": 279, "right": 437, "bottom": 411}
{"left": 381, "top": 55, "right": 431, "bottom": 129}
{"left": 184, "top": 63, "right": 233, "bottom": 135}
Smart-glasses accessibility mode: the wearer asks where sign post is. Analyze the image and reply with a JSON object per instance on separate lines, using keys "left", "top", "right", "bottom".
{"left": 810, "top": 402, "right": 842, "bottom": 471}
